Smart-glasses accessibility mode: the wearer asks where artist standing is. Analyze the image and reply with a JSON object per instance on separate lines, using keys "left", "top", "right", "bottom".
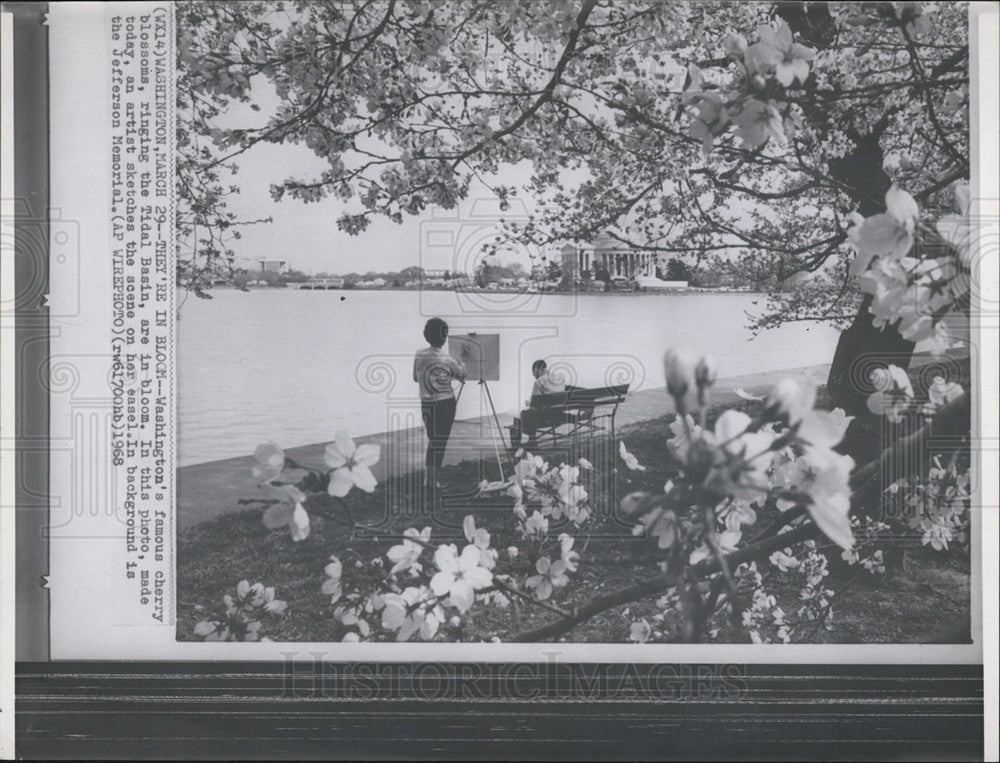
{"left": 413, "top": 317, "right": 466, "bottom": 489}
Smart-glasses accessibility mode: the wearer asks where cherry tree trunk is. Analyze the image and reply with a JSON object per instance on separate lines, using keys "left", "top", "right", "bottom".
{"left": 822, "top": 118, "right": 916, "bottom": 464}
{"left": 826, "top": 296, "right": 917, "bottom": 464}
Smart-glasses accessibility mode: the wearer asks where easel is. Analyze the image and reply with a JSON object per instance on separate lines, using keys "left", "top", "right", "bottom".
{"left": 454, "top": 335, "right": 508, "bottom": 482}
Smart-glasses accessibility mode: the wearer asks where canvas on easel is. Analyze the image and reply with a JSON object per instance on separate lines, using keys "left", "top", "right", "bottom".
{"left": 448, "top": 333, "right": 500, "bottom": 381}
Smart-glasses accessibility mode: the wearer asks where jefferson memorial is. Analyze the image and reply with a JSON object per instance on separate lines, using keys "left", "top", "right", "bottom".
{"left": 558, "top": 232, "right": 680, "bottom": 285}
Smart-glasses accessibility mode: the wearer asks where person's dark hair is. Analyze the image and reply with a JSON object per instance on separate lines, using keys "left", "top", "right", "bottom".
{"left": 424, "top": 317, "right": 449, "bottom": 348}
{"left": 532, "top": 359, "right": 547, "bottom": 375}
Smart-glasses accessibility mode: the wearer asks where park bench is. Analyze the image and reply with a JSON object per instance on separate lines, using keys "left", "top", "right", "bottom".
{"left": 507, "top": 384, "right": 630, "bottom": 452}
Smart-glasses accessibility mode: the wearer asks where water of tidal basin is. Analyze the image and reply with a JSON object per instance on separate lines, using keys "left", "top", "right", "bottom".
{"left": 177, "top": 288, "right": 841, "bottom": 466}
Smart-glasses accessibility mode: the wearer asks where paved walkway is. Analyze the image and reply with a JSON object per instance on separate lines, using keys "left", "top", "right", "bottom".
{"left": 177, "top": 363, "right": 831, "bottom": 529}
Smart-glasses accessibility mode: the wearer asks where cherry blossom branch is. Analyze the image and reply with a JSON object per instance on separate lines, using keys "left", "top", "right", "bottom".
{"left": 509, "top": 522, "right": 817, "bottom": 642}
{"left": 510, "top": 394, "right": 970, "bottom": 642}
{"left": 392, "top": 532, "right": 573, "bottom": 619}
{"left": 482, "top": 581, "right": 573, "bottom": 619}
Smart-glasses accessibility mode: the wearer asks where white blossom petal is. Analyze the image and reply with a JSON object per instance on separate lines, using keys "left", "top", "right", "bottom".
{"left": 328, "top": 467, "right": 354, "bottom": 497}
{"left": 353, "top": 443, "right": 381, "bottom": 467}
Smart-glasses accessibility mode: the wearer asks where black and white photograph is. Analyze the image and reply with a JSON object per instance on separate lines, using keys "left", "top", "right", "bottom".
{"left": 170, "top": 1, "right": 979, "bottom": 647}
{"left": 3, "top": 0, "right": 997, "bottom": 758}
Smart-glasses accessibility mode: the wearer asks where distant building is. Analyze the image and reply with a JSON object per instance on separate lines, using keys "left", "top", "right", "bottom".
{"left": 257, "top": 259, "right": 287, "bottom": 274}
{"left": 559, "top": 232, "right": 658, "bottom": 281}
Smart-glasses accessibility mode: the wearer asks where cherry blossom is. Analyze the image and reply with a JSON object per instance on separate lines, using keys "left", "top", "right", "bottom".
{"left": 746, "top": 19, "right": 816, "bottom": 87}
{"left": 632, "top": 499, "right": 677, "bottom": 550}
{"left": 935, "top": 182, "right": 973, "bottom": 266}
{"left": 628, "top": 618, "right": 652, "bottom": 644}
{"left": 690, "top": 528, "right": 741, "bottom": 565}
{"left": 775, "top": 447, "right": 855, "bottom": 549}
{"left": 666, "top": 414, "right": 703, "bottom": 461}
{"left": 841, "top": 547, "right": 861, "bottom": 566}
{"left": 797, "top": 407, "right": 854, "bottom": 450}
{"left": 861, "top": 550, "right": 886, "bottom": 575}
{"left": 324, "top": 430, "right": 380, "bottom": 497}
{"left": 257, "top": 587, "right": 287, "bottom": 614}
{"left": 558, "top": 533, "right": 580, "bottom": 572}
{"left": 252, "top": 442, "right": 285, "bottom": 482}
{"left": 507, "top": 481, "right": 526, "bottom": 512}
{"left": 463, "top": 515, "right": 490, "bottom": 550}
{"left": 733, "top": 98, "right": 784, "bottom": 150}
{"left": 332, "top": 604, "right": 371, "bottom": 640}
{"left": 381, "top": 586, "right": 443, "bottom": 641}
{"left": 769, "top": 549, "right": 800, "bottom": 572}
{"left": 849, "top": 185, "right": 920, "bottom": 275}
{"left": 321, "top": 556, "right": 343, "bottom": 602}
{"left": 866, "top": 365, "right": 914, "bottom": 422}
{"left": 719, "top": 499, "right": 757, "bottom": 532}
{"left": 794, "top": 447, "right": 856, "bottom": 551}
{"left": 261, "top": 483, "right": 310, "bottom": 541}
{"left": 707, "top": 410, "right": 776, "bottom": 498}
{"left": 193, "top": 620, "right": 224, "bottom": 640}
{"left": 522, "top": 510, "right": 548, "bottom": 541}
{"left": 555, "top": 465, "right": 589, "bottom": 524}
{"left": 386, "top": 526, "right": 432, "bottom": 576}
{"left": 429, "top": 544, "right": 493, "bottom": 612}
{"left": 525, "top": 556, "right": 569, "bottom": 600}
{"left": 619, "top": 440, "right": 646, "bottom": 471}
{"left": 194, "top": 579, "right": 286, "bottom": 642}
{"left": 234, "top": 580, "right": 286, "bottom": 613}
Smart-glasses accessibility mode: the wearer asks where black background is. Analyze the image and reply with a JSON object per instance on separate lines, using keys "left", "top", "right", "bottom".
{"left": 16, "top": 662, "right": 984, "bottom": 759}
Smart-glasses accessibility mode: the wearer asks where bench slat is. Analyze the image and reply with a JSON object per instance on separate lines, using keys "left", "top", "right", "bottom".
{"left": 531, "top": 383, "right": 629, "bottom": 410}
{"left": 509, "top": 384, "right": 629, "bottom": 451}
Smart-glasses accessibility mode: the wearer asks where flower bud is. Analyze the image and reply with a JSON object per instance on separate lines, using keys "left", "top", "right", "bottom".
{"left": 663, "top": 348, "right": 695, "bottom": 402}
{"left": 695, "top": 355, "right": 717, "bottom": 389}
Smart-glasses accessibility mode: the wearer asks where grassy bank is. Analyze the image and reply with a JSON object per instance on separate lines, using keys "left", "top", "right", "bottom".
{"left": 176, "top": 393, "right": 971, "bottom": 644}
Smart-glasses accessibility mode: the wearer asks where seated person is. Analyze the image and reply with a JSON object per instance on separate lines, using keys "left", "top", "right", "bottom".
{"left": 510, "top": 360, "right": 570, "bottom": 447}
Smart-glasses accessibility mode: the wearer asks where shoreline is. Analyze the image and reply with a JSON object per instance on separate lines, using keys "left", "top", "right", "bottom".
{"left": 177, "top": 363, "right": 830, "bottom": 530}
{"left": 199, "top": 285, "right": 767, "bottom": 296}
